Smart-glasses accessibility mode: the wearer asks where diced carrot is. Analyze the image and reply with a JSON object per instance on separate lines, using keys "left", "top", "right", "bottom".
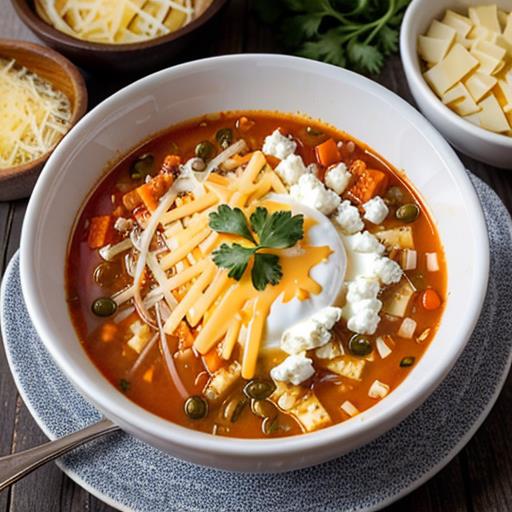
{"left": 88, "top": 215, "right": 114, "bottom": 249}
{"left": 162, "top": 154, "right": 181, "bottom": 171}
{"left": 347, "top": 167, "right": 389, "bottom": 204}
{"left": 142, "top": 367, "right": 154, "bottom": 383}
{"left": 203, "top": 346, "right": 225, "bottom": 374}
{"left": 100, "top": 322, "right": 118, "bottom": 343}
{"left": 175, "top": 321, "right": 195, "bottom": 349}
{"left": 122, "top": 173, "right": 174, "bottom": 212}
{"left": 237, "top": 116, "right": 255, "bottom": 132}
{"left": 421, "top": 289, "right": 442, "bottom": 310}
{"left": 315, "top": 138, "right": 340, "bottom": 167}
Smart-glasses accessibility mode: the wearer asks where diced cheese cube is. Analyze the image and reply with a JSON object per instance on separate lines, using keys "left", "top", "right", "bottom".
{"left": 451, "top": 93, "right": 480, "bottom": 116}
{"left": 418, "top": 35, "right": 453, "bottom": 64}
{"left": 441, "top": 82, "right": 467, "bottom": 104}
{"left": 427, "top": 19, "right": 457, "bottom": 42}
{"left": 463, "top": 112, "right": 482, "bottom": 126}
{"left": 470, "top": 49, "right": 504, "bottom": 75}
{"left": 424, "top": 44, "right": 479, "bottom": 95}
{"left": 368, "top": 380, "right": 390, "bottom": 399}
{"left": 478, "top": 94, "right": 511, "bottom": 132}
{"left": 464, "top": 72, "right": 497, "bottom": 102}
{"left": 468, "top": 25, "right": 499, "bottom": 43}
{"left": 471, "top": 39, "right": 506, "bottom": 60}
{"left": 496, "top": 80, "right": 512, "bottom": 109}
{"left": 443, "top": 9, "right": 473, "bottom": 38}
{"left": 503, "top": 14, "right": 512, "bottom": 44}
{"left": 468, "top": 5, "right": 501, "bottom": 34}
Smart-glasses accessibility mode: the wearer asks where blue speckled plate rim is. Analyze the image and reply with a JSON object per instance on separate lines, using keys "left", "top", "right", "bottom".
{"left": 1, "top": 172, "right": 511, "bottom": 512}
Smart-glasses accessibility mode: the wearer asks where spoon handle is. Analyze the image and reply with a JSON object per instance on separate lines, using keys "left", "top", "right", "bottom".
{"left": 0, "top": 417, "right": 118, "bottom": 492}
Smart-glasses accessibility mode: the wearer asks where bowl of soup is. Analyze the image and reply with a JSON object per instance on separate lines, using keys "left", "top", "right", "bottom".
{"left": 20, "top": 54, "right": 489, "bottom": 472}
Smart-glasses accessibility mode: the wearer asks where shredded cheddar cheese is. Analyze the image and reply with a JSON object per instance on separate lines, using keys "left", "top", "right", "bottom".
{"left": 0, "top": 58, "right": 72, "bottom": 169}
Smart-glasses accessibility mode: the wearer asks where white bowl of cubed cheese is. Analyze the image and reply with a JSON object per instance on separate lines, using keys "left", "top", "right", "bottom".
{"left": 400, "top": 0, "right": 512, "bottom": 169}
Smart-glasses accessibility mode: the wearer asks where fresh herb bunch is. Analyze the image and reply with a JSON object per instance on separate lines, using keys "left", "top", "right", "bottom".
{"left": 254, "top": 0, "right": 411, "bottom": 75}
{"left": 209, "top": 205, "right": 304, "bottom": 291}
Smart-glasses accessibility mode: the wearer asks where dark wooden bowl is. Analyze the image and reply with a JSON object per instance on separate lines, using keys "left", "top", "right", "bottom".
{"left": 11, "top": 0, "right": 229, "bottom": 73}
{"left": 0, "top": 39, "right": 87, "bottom": 201}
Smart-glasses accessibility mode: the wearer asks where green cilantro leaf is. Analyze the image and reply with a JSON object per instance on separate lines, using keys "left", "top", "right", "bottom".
{"left": 208, "top": 205, "right": 256, "bottom": 243}
{"left": 249, "top": 207, "right": 269, "bottom": 237}
{"left": 347, "top": 39, "right": 384, "bottom": 75}
{"left": 298, "top": 29, "right": 347, "bottom": 67}
{"left": 257, "top": 210, "right": 304, "bottom": 249}
{"left": 211, "top": 243, "right": 255, "bottom": 281}
{"left": 377, "top": 25, "right": 398, "bottom": 55}
{"left": 252, "top": 253, "right": 283, "bottom": 291}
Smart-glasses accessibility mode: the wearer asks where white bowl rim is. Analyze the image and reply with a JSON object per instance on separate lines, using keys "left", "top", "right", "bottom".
{"left": 20, "top": 53, "right": 490, "bottom": 458}
{"left": 400, "top": 0, "right": 512, "bottom": 148}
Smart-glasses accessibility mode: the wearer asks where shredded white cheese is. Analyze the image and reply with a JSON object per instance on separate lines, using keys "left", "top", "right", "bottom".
{"left": 0, "top": 58, "right": 71, "bottom": 169}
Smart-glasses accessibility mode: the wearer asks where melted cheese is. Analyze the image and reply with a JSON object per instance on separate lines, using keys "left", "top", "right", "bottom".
{"left": 0, "top": 58, "right": 71, "bottom": 169}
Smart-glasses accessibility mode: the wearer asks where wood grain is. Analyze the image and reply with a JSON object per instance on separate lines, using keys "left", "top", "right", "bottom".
{"left": 1, "top": 0, "right": 512, "bottom": 511}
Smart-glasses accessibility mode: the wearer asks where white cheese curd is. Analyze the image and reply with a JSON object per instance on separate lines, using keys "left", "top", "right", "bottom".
{"left": 275, "top": 153, "right": 308, "bottom": 186}
{"left": 372, "top": 256, "right": 403, "bottom": 285}
{"left": 289, "top": 174, "right": 341, "bottom": 215}
{"left": 270, "top": 352, "right": 315, "bottom": 385}
{"left": 324, "top": 162, "right": 351, "bottom": 194}
{"left": 349, "top": 231, "right": 385, "bottom": 254}
{"left": 333, "top": 200, "right": 364, "bottom": 234}
{"left": 281, "top": 306, "right": 342, "bottom": 355}
{"left": 349, "top": 298, "right": 382, "bottom": 315}
{"left": 346, "top": 277, "right": 380, "bottom": 302}
{"left": 262, "top": 129, "right": 297, "bottom": 160}
{"left": 363, "top": 196, "right": 389, "bottom": 224}
{"left": 114, "top": 217, "right": 132, "bottom": 233}
{"left": 347, "top": 308, "right": 381, "bottom": 335}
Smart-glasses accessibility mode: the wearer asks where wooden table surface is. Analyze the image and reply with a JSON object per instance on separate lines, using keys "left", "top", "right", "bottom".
{"left": 1, "top": 1, "right": 512, "bottom": 510}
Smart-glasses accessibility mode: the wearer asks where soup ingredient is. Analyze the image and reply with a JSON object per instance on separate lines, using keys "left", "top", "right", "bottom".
{"left": 119, "top": 378, "right": 130, "bottom": 393}
{"left": 92, "top": 297, "right": 118, "bottom": 317}
{"left": 130, "top": 153, "right": 154, "bottom": 180}
{"left": 184, "top": 395, "right": 208, "bottom": 420}
{"left": 400, "top": 356, "right": 416, "bottom": 367}
{"left": 421, "top": 288, "right": 442, "bottom": 310}
{"left": 262, "top": 129, "right": 297, "bottom": 159}
{"left": 324, "top": 162, "right": 351, "bottom": 195}
{"left": 368, "top": 379, "right": 390, "bottom": 399}
{"left": 290, "top": 173, "right": 341, "bottom": 215}
{"left": 363, "top": 196, "right": 389, "bottom": 224}
{"left": 398, "top": 317, "right": 417, "bottom": 338}
{"left": 418, "top": 5, "right": 512, "bottom": 136}
{"left": 195, "top": 140, "right": 215, "bottom": 160}
{"left": 348, "top": 334, "right": 372, "bottom": 357}
{"left": 215, "top": 128, "right": 233, "bottom": 149}
{"left": 210, "top": 205, "right": 304, "bottom": 290}
{"left": 396, "top": 203, "right": 420, "bottom": 223}
{"left": 275, "top": 154, "right": 308, "bottom": 186}
{"left": 0, "top": 58, "right": 71, "bottom": 169}
{"left": 244, "top": 379, "right": 276, "bottom": 401}
{"left": 35, "top": 0, "right": 213, "bottom": 44}
{"left": 254, "top": 0, "right": 411, "bottom": 74}
{"left": 315, "top": 138, "right": 340, "bottom": 167}
{"left": 270, "top": 352, "right": 315, "bottom": 385}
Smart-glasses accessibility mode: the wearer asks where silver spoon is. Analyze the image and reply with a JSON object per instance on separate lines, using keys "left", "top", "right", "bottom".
{"left": 0, "top": 418, "right": 119, "bottom": 492}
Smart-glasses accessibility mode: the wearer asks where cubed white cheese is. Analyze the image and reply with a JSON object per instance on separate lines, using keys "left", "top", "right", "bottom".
{"left": 346, "top": 277, "right": 380, "bottom": 302}
{"left": 341, "top": 400, "right": 360, "bottom": 417}
{"left": 333, "top": 200, "right": 364, "bottom": 234}
{"left": 290, "top": 173, "right": 341, "bottom": 215}
{"left": 398, "top": 317, "right": 417, "bottom": 338}
{"left": 270, "top": 353, "right": 315, "bottom": 385}
{"left": 347, "top": 308, "right": 380, "bottom": 335}
{"left": 363, "top": 196, "right": 389, "bottom": 224}
{"left": 324, "top": 162, "right": 351, "bottom": 194}
{"left": 281, "top": 306, "right": 342, "bottom": 354}
{"left": 262, "top": 129, "right": 297, "bottom": 160}
{"left": 275, "top": 153, "right": 308, "bottom": 186}
{"left": 372, "top": 256, "right": 403, "bottom": 285}
{"left": 349, "top": 231, "right": 385, "bottom": 254}
{"left": 368, "top": 379, "right": 390, "bottom": 399}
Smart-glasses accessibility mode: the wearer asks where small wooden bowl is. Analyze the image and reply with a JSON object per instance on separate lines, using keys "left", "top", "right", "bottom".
{"left": 11, "top": 0, "right": 229, "bottom": 73}
{"left": 0, "top": 39, "right": 87, "bottom": 201}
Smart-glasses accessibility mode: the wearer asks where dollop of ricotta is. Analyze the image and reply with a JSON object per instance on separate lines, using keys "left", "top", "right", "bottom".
{"left": 290, "top": 174, "right": 341, "bottom": 215}
{"left": 262, "top": 129, "right": 297, "bottom": 160}
{"left": 270, "top": 352, "right": 315, "bottom": 385}
{"left": 275, "top": 153, "right": 308, "bottom": 185}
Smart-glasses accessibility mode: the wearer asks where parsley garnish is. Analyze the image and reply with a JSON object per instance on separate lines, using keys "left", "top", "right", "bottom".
{"left": 209, "top": 206, "right": 304, "bottom": 291}
{"left": 254, "top": 0, "right": 410, "bottom": 75}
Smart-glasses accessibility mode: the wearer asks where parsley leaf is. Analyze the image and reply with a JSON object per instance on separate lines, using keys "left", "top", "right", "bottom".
{"left": 252, "top": 253, "right": 283, "bottom": 291}
{"left": 208, "top": 205, "right": 256, "bottom": 243}
{"left": 212, "top": 243, "right": 255, "bottom": 280}
{"left": 257, "top": 210, "right": 304, "bottom": 249}
{"left": 254, "top": 0, "right": 411, "bottom": 75}
{"left": 209, "top": 205, "right": 304, "bottom": 290}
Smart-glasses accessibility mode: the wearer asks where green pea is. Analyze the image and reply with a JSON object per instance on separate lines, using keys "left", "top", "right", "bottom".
{"left": 385, "top": 186, "right": 405, "bottom": 205}
{"left": 195, "top": 140, "right": 215, "bottom": 160}
{"left": 215, "top": 128, "right": 233, "bottom": 149}
{"left": 396, "top": 203, "right": 420, "bottom": 223}
{"left": 400, "top": 356, "right": 416, "bottom": 368}
{"left": 306, "top": 126, "right": 324, "bottom": 136}
{"left": 243, "top": 379, "right": 276, "bottom": 401}
{"left": 130, "top": 153, "right": 154, "bottom": 180}
{"left": 184, "top": 395, "right": 208, "bottom": 420}
{"left": 91, "top": 297, "right": 117, "bottom": 317}
{"left": 348, "top": 334, "right": 372, "bottom": 357}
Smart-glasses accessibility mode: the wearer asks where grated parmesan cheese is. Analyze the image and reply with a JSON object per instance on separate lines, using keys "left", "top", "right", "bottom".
{"left": 0, "top": 58, "right": 72, "bottom": 169}
{"left": 35, "top": 0, "right": 212, "bottom": 44}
